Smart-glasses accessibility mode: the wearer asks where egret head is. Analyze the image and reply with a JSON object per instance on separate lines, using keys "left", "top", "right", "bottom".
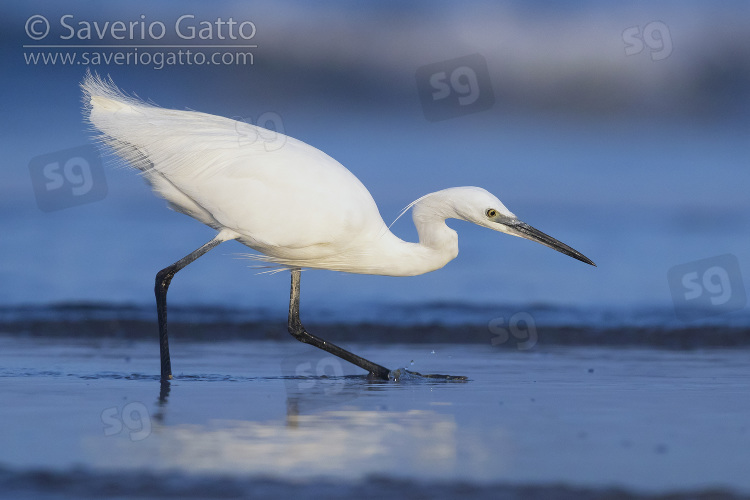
{"left": 421, "top": 186, "right": 596, "bottom": 266}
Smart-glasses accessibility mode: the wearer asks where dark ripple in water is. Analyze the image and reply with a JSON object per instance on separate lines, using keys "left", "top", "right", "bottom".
{"left": 0, "top": 466, "right": 745, "bottom": 500}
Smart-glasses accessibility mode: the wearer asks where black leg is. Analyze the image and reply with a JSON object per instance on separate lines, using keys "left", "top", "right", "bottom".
{"left": 287, "top": 268, "right": 392, "bottom": 380}
{"left": 155, "top": 235, "right": 226, "bottom": 380}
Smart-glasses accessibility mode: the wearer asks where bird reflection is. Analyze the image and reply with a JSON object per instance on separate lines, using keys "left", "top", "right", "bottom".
{"left": 152, "top": 379, "right": 171, "bottom": 424}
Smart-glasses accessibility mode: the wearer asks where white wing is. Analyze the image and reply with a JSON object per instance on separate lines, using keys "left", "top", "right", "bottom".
{"left": 82, "top": 72, "right": 388, "bottom": 263}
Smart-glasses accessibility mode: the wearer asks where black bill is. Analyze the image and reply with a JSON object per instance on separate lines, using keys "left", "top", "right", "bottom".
{"left": 504, "top": 220, "right": 596, "bottom": 266}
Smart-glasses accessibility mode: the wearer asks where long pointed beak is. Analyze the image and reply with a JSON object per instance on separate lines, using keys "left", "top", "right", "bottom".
{"left": 503, "top": 220, "right": 596, "bottom": 266}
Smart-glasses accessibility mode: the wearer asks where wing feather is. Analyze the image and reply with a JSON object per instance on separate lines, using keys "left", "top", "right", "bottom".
{"left": 82, "top": 71, "right": 388, "bottom": 259}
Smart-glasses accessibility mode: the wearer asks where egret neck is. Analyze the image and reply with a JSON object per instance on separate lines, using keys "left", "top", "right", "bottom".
{"left": 361, "top": 191, "right": 462, "bottom": 277}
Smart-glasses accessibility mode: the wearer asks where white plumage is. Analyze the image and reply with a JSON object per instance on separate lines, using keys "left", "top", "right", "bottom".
{"left": 82, "top": 71, "right": 594, "bottom": 276}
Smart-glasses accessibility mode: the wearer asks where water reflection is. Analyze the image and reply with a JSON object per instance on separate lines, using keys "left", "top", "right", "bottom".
{"left": 152, "top": 379, "right": 171, "bottom": 424}
{"left": 280, "top": 350, "right": 466, "bottom": 418}
{"left": 104, "top": 382, "right": 460, "bottom": 479}
{"left": 81, "top": 345, "right": 475, "bottom": 479}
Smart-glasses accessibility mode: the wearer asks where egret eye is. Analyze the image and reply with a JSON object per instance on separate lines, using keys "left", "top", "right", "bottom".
{"left": 486, "top": 208, "right": 498, "bottom": 218}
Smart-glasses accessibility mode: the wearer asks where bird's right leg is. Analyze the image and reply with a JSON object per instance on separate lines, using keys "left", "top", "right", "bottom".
{"left": 155, "top": 234, "right": 227, "bottom": 380}
{"left": 287, "top": 268, "right": 392, "bottom": 380}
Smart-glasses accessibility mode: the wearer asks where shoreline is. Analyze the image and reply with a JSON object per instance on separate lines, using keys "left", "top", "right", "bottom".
{"left": 1, "top": 318, "right": 749, "bottom": 349}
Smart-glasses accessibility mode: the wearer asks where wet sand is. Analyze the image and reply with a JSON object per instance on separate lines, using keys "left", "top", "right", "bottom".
{"left": 1, "top": 333, "right": 749, "bottom": 499}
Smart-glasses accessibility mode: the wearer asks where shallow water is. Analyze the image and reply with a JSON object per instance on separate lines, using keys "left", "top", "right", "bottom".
{"left": 1, "top": 336, "right": 749, "bottom": 498}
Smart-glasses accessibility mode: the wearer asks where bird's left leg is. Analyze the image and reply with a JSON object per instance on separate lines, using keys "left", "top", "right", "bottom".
{"left": 287, "top": 268, "right": 392, "bottom": 380}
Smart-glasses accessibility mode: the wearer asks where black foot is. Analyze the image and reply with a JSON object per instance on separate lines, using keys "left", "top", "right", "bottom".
{"left": 387, "top": 368, "right": 469, "bottom": 382}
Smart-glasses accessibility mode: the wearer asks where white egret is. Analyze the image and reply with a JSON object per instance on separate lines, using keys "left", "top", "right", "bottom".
{"left": 81, "top": 71, "right": 595, "bottom": 381}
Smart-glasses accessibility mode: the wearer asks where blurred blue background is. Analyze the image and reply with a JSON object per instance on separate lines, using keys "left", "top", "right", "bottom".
{"left": 2, "top": 0, "right": 749, "bottom": 322}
